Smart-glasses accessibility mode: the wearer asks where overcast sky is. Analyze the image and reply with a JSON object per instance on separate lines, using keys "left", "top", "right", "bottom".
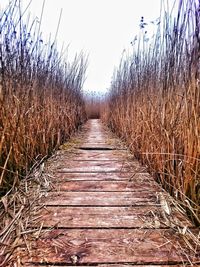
{"left": 1, "top": 0, "right": 163, "bottom": 92}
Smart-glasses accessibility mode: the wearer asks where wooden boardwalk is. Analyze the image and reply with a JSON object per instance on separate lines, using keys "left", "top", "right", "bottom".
{"left": 16, "top": 119, "right": 199, "bottom": 266}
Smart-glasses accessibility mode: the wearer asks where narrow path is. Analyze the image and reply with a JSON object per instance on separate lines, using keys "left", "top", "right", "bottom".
{"left": 17, "top": 120, "right": 199, "bottom": 266}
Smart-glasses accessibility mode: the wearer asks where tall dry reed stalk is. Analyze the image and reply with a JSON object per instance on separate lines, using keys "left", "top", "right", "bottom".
{"left": 84, "top": 91, "right": 104, "bottom": 119}
{"left": 102, "top": 0, "right": 200, "bottom": 225}
{"left": 0, "top": 1, "right": 87, "bottom": 195}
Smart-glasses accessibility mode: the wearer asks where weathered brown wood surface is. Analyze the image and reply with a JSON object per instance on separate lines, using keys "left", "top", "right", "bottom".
{"left": 17, "top": 119, "right": 199, "bottom": 266}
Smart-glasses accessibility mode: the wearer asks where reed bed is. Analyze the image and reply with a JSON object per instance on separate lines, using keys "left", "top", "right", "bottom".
{"left": 102, "top": 0, "right": 200, "bottom": 225}
{"left": 84, "top": 91, "right": 103, "bottom": 119}
{"left": 0, "top": 1, "right": 87, "bottom": 195}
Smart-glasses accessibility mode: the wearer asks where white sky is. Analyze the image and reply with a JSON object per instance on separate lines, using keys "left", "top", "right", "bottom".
{"left": 1, "top": 0, "right": 162, "bottom": 92}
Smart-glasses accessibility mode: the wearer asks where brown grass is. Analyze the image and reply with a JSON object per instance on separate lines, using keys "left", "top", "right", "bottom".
{"left": 0, "top": 1, "right": 87, "bottom": 195}
{"left": 102, "top": 0, "right": 200, "bottom": 225}
{"left": 84, "top": 91, "right": 104, "bottom": 119}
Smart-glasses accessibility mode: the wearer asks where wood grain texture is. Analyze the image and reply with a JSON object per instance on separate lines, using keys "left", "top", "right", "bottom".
{"left": 20, "top": 229, "right": 198, "bottom": 264}
{"left": 51, "top": 180, "right": 161, "bottom": 192}
{"left": 41, "top": 191, "right": 157, "bottom": 206}
{"left": 32, "top": 206, "right": 192, "bottom": 228}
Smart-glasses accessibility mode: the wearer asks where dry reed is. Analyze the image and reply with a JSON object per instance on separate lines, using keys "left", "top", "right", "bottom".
{"left": 84, "top": 91, "right": 104, "bottom": 119}
{"left": 102, "top": 0, "right": 200, "bottom": 225}
{"left": 0, "top": 1, "right": 87, "bottom": 195}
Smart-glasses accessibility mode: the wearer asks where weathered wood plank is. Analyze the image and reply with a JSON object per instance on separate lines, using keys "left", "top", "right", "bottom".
{"left": 26, "top": 263, "right": 200, "bottom": 267}
{"left": 81, "top": 140, "right": 110, "bottom": 143}
{"left": 52, "top": 180, "right": 161, "bottom": 192}
{"left": 25, "top": 265, "right": 200, "bottom": 267}
{"left": 56, "top": 160, "right": 143, "bottom": 173}
{"left": 56, "top": 159, "right": 135, "bottom": 166}
{"left": 32, "top": 206, "right": 192, "bottom": 228}
{"left": 53, "top": 172, "right": 152, "bottom": 181}
{"left": 56, "top": 168, "right": 137, "bottom": 173}
{"left": 78, "top": 144, "right": 114, "bottom": 149}
{"left": 20, "top": 229, "right": 197, "bottom": 264}
{"left": 78, "top": 143, "right": 126, "bottom": 150}
{"left": 65, "top": 150, "right": 130, "bottom": 160}
{"left": 41, "top": 191, "right": 157, "bottom": 206}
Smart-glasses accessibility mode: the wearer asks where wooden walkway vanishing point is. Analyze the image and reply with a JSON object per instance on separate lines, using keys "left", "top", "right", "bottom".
{"left": 16, "top": 119, "right": 200, "bottom": 266}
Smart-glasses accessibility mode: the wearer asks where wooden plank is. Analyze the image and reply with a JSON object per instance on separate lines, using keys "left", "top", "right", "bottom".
{"left": 20, "top": 229, "right": 197, "bottom": 264}
{"left": 57, "top": 160, "right": 140, "bottom": 167}
{"left": 53, "top": 172, "right": 152, "bottom": 181}
{"left": 66, "top": 151, "right": 130, "bottom": 160}
{"left": 25, "top": 266, "right": 200, "bottom": 267}
{"left": 78, "top": 144, "right": 114, "bottom": 149}
{"left": 83, "top": 135, "right": 109, "bottom": 139}
{"left": 69, "top": 153, "right": 126, "bottom": 161}
{"left": 61, "top": 149, "right": 130, "bottom": 161}
{"left": 52, "top": 180, "right": 161, "bottom": 192}
{"left": 41, "top": 191, "right": 157, "bottom": 206}
{"left": 32, "top": 206, "right": 192, "bottom": 228}
{"left": 82, "top": 140, "right": 110, "bottom": 143}
{"left": 78, "top": 144, "right": 126, "bottom": 150}
{"left": 56, "top": 160, "right": 146, "bottom": 173}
